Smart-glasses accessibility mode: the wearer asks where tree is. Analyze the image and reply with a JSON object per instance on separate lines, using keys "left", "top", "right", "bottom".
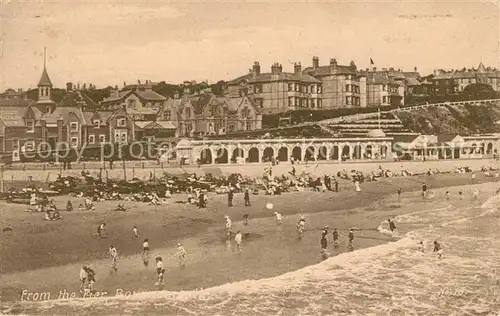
{"left": 462, "top": 83, "right": 497, "bottom": 100}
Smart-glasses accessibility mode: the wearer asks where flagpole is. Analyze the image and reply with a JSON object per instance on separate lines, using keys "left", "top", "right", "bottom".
{"left": 378, "top": 107, "right": 381, "bottom": 130}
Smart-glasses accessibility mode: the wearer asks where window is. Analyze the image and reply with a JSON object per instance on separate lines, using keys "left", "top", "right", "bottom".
{"left": 99, "top": 135, "right": 106, "bottom": 143}
{"left": 121, "top": 132, "right": 127, "bottom": 142}
{"left": 185, "top": 108, "right": 191, "bottom": 118}
{"left": 345, "top": 85, "right": 350, "bottom": 92}
{"left": 93, "top": 120, "right": 100, "bottom": 128}
{"left": 163, "top": 110, "right": 171, "bottom": 120}
{"left": 117, "top": 118, "right": 126, "bottom": 127}
{"left": 318, "top": 99, "right": 322, "bottom": 108}
{"left": 71, "top": 137, "right": 78, "bottom": 147}
{"left": 311, "top": 99, "right": 316, "bottom": 108}
{"left": 382, "top": 85, "right": 387, "bottom": 91}
{"left": 346, "top": 96, "right": 350, "bottom": 105}
{"left": 317, "top": 86, "right": 322, "bottom": 94}
{"left": 70, "top": 122, "right": 78, "bottom": 132}
{"left": 114, "top": 131, "right": 120, "bottom": 142}
{"left": 254, "top": 84, "right": 262, "bottom": 93}
{"left": 26, "top": 119, "right": 34, "bottom": 133}
{"left": 88, "top": 135, "right": 95, "bottom": 144}
{"left": 12, "top": 139, "right": 19, "bottom": 151}
{"left": 288, "top": 83, "right": 293, "bottom": 91}
{"left": 25, "top": 140, "right": 35, "bottom": 151}
{"left": 383, "top": 96, "right": 387, "bottom": 103}
{"left": 295, "top": 84, "right": 299, "bottom": 92}
{"left": 246, "top": 122, "right": 252, "bottom": 130}
{"left": 288, "top": 97, "right": 294, "bottom": 107}
{"left": 127, "top": 99, "right": 136, "bottom": 108}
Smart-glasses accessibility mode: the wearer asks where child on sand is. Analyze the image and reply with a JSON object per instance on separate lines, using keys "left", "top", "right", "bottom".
{"left": 348, "top": 229, "right": 354, "bottom": 246}
{"left": 109, "top": 245, "right": 118, "bottom": 272}
{"left": 243, "top": 214, "right": 249, "bottom": 226}
{"left": 155, "top": 256, "right": 165, "bottom": 284}
{"left": 133, "top": 226, "right": 139, "bottom": 239}
{"left": 422, "top": 183, "right": 428, "bottom": 199}
{"left": 397, "top": 188, "right": 402, "bottom": 199}
{"left": 445, "top": 191, "right": 450, "bottom": 200}
{"left": 97, "top": 223, "right": 106, "bottom": 238}
{"left": 433, "top": 241, "right": 443, "bottom": 259}
{"left": 388, "top": 219, "right": 397, "bottom": 237}
{"left": 176, "top": 243, "right": 187, "bottom": 268}
{"left": 142, "top": 239, "right": 150, "bottom": 257}
{"left": 332, "top": 228, "right": 339, "bottom": 246}
{"left": 473, "top": 189, "right": 479, "bottom": 200}
{"left": 459, "top": 190, "right": 463, "bottom": 200}
{"left": 79, "top": 266, "right": 88, "bottom": 293}
{"left": 234, "top": 231, "right": 243, "bottom": 252}
{"left": 274, "top": 212, "right": 283, "bottom": 224}
{"left": 224, "top": 215, "right": 232, "bottom": 236}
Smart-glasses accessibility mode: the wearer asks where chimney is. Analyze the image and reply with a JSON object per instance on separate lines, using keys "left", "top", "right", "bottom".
{"left": 382, "top": 68, "right": 387, "bottom": 71}
{"left": 330, "top": 58, "right": 338, "bottom": 71}
{"left": 373, "top": 67, "right": 377, "bottom": 71}
{"left": 313, "top": 56, "right": 319, "bottom": 68}
{"left": 414, "top": 66, "right": 418, "bottom": 72}
{"left": 294, "top": 62, "right": 302, "bottom": 74}
{"left": 66, "top": 82, "right": 73, "bottom": 92}
{"left": 253, "top": 62, "right": 261, "bottom": 76}
{"left": 349, "top": 60, "right": 357, "bottom": 70}
{"left": 111, "top": 85, "right": 119, "bottom": 98}
{"left": 389, "top": 67, "right": 394, "bottom": 71}
{"left": 77, "top": 83, "right": 80, "bottom": 90}
{"left": 83, "top": 83, "right": 87, "bottom": 90}
{"left": 123, "top": 81, "right": 126, "bottom": 88}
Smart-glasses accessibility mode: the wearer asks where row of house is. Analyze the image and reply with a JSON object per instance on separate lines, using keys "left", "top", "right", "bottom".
{"left": 0, "top": 65, "right": 262, "bottom": 156}
{"left": 225, "top": 58, "right": 500, "bottom": 114}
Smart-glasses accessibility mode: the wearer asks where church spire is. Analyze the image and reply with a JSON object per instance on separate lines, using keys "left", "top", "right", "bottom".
{"left": 38, "top": 47, "right": 53, "bottom": 87}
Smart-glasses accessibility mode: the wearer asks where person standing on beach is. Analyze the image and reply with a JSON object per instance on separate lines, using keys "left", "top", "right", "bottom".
{"left": 227, "top": 189, "right": 234, "bottom": 207}
{"left": 97, "top": 223, "right": 106, "bottom": 239}
{"left": 320, "top": 232, "right": 328, "bottom": 250}
{"left": 176, "top": 243, "right": 187, "bottom": 269}
{"left": 445, "top": 191, "right": 450, "bottom": 200}
{"left": 244, "top": 188, "right": 251, "bottom": 206}
{"left": 433, "top": 241, "right": 443, "bottom": 259}
{"left": 297, "top": 216, "right": 306, "bottom": 239}
{"left": 422, "top": 183, "right": 428, "bottom": 199}
{"left": 418, "top": 241, "right": 424, "bottom": 253}
{"left": 397, "top": 188, "right": 402, "bottom": 199}
{"left": 109, "top": 245, "right": 118, "bottom": 273}
{"left": 388, "top": 219, "right": 397, "bottom": 237}
{"left": 224, "top": 215, "right": 232, "bottom": 236}
{"left": 458, "top": 189, "right": 463, "bottom": 200}
{"left": 142, "top": 239, "right": 150, "bottom": 266}
{"left": 234, "top": 231, "right": 243, "bottom": 252}
{"left": 132, "top": 225, "right": 139, "bottom": 239}
{"left": 155, "top": 256, "right": 165, "bottom": 285}
{"left": 79, "top": 266, "right": 88, "bottom": 293}
{"left": 274, "top": 212, "right": 283, "bottom": 225}
{"left": 332, "top": 228, "right": 339, "bottom": 247}
{"left": 473, "top": 189, "right": 479, "bottom": 200}
{"left": 348, "top": 229, "right": 354, "bottom": 246}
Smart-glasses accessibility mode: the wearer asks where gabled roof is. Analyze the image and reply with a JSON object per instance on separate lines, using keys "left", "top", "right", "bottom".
{"left": 127, "top": 108, "right": 158, "bottom": 115}
{"left": 190, "top": 94, "right": 213, "bottom": 114}
{"left": 38, "top": 67, "right": 53, "bottom": 86}
{"left": 42, "top": 107, "right": 87, "bottom": 125}
{"left": 59, "top": 91, "right": 99, "bottom": 108}
{"left": 0, "top": 107, "right": 27, "bottom": 127}
{"left": 102, "top": 89, "right": 166, "bottom": 104}
{"left": 437, "top": 134, "right": 463, "bottom": 143}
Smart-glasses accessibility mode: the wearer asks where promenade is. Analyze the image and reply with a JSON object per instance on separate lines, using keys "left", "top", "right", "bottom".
{"left": 1, "top": 158, "right": 497, "bottom": 183}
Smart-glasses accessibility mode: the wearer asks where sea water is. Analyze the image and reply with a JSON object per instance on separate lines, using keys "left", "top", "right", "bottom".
{"left": 3, "top": 191, "right": 500, "bottom": 316}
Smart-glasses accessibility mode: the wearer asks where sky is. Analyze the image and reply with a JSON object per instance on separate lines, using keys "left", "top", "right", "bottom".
{"left": 0, "top": 0, "right": 499, "bottom": 91}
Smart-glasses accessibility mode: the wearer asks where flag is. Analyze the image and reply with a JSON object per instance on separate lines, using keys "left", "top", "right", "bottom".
{"left": 370, "top": 58, "right": 374, "bottom": 65}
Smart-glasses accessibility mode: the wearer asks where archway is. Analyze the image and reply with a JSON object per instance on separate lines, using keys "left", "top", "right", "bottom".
{"left": 487, "top": 142, "right": 494, "bottom": 154}
{"left": 278, "top": 147, "right": 288, "bottom": 162}
{"left": 232, "top": 148, "right": 244, "bottom": 163}
{"left": 380, "top": 145, "right": 388, "bottom": 158}
{"left": 263, "top": 147, "right": 274, "bottom": 162}
{"left": 329, "top": 145, "right": 339, "bottom": 160}
{"left": 317, "top": 146, "right": 327, "bottom": 160}
{"left": 216, "top": 148, "right": 228, "bottom": 164}
{"left": 479, "top": 143, "right": 485, "bottom": 154}
{"left": 200, "top": 148, "right": 212, "bottom": 164}
{"left": 365, "top": 144, "right": 373, "bottom": 159}
{"left": 353, "top": 145, "right": 362, "bottom": 159}
{"left": 304, "top": 146, "right": 315, "bottom": 161}
{"left": 341, "top": 145, "right": 350, "bottom": 160}
{"left": 470, "top": 143, "right": 477, "bottom": 154}
{"left": 247, "top": 147, "right": 259, "bottom": 163}
{"left": 292, "top": 146, "right": 302, "bottom": 161}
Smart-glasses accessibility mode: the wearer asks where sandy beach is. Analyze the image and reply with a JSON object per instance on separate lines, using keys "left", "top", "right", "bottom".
{"left": 1, "top": 170, "right": 498, "bottom": 307}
